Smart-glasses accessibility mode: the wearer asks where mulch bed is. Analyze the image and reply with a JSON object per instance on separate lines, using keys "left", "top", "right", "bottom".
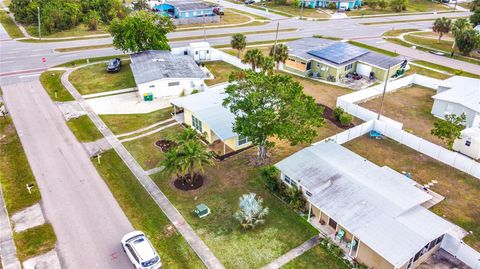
{"left": 318, "top": 103, "right": 355, "bottom": 130}
{"left": 173, "top": 174, "right": 204, "bottom": 191}
{"left": 155, "top": 140, "right": 177, "bottom": 152}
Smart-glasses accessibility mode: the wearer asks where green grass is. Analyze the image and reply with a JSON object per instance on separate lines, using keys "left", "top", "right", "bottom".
{"left": 0, "top": 10, "right": 24, "bottom": 39}
{"left": 55, "top": 44, "right": 113, "bottom": 53}
{"left": 213, "top": 38, "right": 301, "bottom": 49}
{"left": 362, "top": 16, "right": 465, "bottom": 25}
{"left": 123, "top": 125, "right": 183, "bottom": 170}
{"left": 347, "top": 40, "right": 399, "bottom": 56}
{"left": 55, "top": 55, "right": 127, "bottom": 68}
{"left": 229, "top": 8, "right": 270, "bottom": 20}
{"left": 14, "top": 224, "right": 57, "bottom": 261}
{"left": 382, "top": 28, "right": 419, "bottom": 37}
{"left": 66, "top": 115, "right": 103, "bottom": 142}
{"left": 282, "top": 244, "right": 350, "bottom": 269}
{"left": 0, "top": 117, "right": 41, "bottom": 215}
{"left": 256, "top": 2, "right": 331, "bottom": 18}
{"left": 205, "top": 61, "right": 241, "bottom": 86}
{"left": 69, "top": 61, "right": 136, "bottom": 95}
{"left": 39, "top": 71, "right": 74, "bottom": 102}
{"left": 349, "top": 0, "right": 451, "bottom": 16}
{"left": 25, "top": 23, "right": 107, "bottom": 38}
{"left": 100, "top": 107, "right": 173, "bottom": 135}
{"left": 94, "top": 150, "right": 205, "bottom": 269}
{"left": 413, "top": 60, "right": 480, "bottom": 78}
{"left": 405, "top": 64, "right": 452, "bottom": 80}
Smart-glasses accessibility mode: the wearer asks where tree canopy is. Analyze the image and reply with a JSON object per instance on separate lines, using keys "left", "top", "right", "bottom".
{"left": 269, "top": 44, "right": 289, "bottom": 70}
{"left": 231, "top": 33, "right": 247, "bottom": 58}
{"left": 455, "top": 28, "right": 480, "bottom": 55}
{"left": 390, "top": 0, "right": 408, "bottom": 12}
{"left": 432, "top": 17, "right": 452, "bottom": 41}
{"left": 224, "top": 71, "right": 325, "bottom": 161}
{"left": 431, "top": 113, "right": 466, "bottom": 149}
{"left": 109, "top": 10, "right": 174, "bottom": 53}
{"left": 242, "top": 48, "right": 264, "bottom": 70}
{"left": 470, "top": 10, "right": 480, "bottom": 26}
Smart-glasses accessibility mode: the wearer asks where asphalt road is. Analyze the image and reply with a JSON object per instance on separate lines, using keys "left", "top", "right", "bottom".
{"left": 2, "top": 81, "right": 134, "bottom": 269}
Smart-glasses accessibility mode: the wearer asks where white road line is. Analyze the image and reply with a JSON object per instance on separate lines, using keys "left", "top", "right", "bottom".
{"left": 0, "top": 61, "right": 14, "bottom": 64}
{"left": 17, "top": 73, "right": 41, "bottom": 78}
{"left": 59, "top": 54, "right": 78, "bottom": 58}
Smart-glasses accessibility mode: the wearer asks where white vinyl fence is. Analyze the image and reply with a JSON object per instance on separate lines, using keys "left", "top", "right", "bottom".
{"left": 441, "top": 234, "right": 480, "bottom": 269}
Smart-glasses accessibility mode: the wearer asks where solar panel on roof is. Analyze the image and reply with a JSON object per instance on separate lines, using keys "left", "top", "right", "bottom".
{"left": 307, "top": 43, "right": 369, "bottom": 65}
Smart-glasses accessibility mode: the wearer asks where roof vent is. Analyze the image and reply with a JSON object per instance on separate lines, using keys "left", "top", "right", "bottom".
{"left": 152, "top": 58, "right": 165, "bottom": 62}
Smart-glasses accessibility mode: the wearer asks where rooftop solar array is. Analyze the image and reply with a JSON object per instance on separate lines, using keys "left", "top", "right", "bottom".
{"left": 307, "top": 43, "right": 369, "bottom": 65}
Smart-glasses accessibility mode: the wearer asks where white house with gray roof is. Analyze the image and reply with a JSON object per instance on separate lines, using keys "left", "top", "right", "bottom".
{"left": 130, "top": 50, "right": 206, "bottom": 101}
{"left": 275, "top": 142, "right": 459, "bottom": 269}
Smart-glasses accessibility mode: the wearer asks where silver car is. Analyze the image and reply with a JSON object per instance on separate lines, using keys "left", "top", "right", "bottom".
{"left": 121, "top": 231, "right": 162, "bottom": 269}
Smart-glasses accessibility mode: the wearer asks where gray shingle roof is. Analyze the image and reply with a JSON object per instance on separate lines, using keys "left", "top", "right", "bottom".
{"left": 287, "top": 37, "right": 403, "bottom": 69}
{"left": 130, "top": 50, "right": 205, "bottom": 85}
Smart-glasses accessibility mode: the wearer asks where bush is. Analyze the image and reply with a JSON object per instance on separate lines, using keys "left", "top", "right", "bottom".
{"left": 260, "top": 166, "right": 279, "bottom": 192}
{"left": 287, "top": 186, "right": 306, "bottom": 212}
{"left": 333, "top": 106, "right": 344, "bottom": 121}
{"left": 339, "top": 113, "right": 353, "bottom": 126}
{"left": 328, "top": 2, "right": 337, "bottom": 9}
{"left": 84, "top": 10, "right": 100, "bottom": 31}
{"left": 191, "top": 89, "right": 200, "bottom": 94}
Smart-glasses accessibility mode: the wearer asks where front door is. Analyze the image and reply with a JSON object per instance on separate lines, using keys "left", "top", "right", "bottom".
{"left": 328, "top": 218, "right": 337, "bottom": 229}
{"left": 199, "top": 50, "right": 206, "bottom": 61}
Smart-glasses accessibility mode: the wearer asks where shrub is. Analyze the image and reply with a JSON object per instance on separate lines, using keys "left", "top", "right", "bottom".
{"left": 234, "top": 193, "right": 269, "bottom": 229}
{"left": 339, "top": 113, "right": 353, "bottom": 126}
{"left": 328, "top": 2, "right": 337, "bottom": 9}
{"left": 84, "top": 10, "right": 100, "bottom": 31}
{"left": 191, "top": 89, "right": 200, "bottom": 94}
{"left": 287, "top": 186, "right": 306, "bottom": 212}
{"left": 333, "top": 106, "right": 344, "bottom": 121}
{"left": 260, "top": 166, "right": 279, "bottom": 192}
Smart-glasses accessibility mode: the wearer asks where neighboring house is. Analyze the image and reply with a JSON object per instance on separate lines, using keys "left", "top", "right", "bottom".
{"left": 301, "top": 0, "right": 362, "bottom": 10}
{"left": 172, "top": 42, "right": 213, "bottom": 62}
{"left": 431, "top": 76, "right": 480, "bottom": 127}
{"left": 453, "top": 127, "right": 480, "bottom": 160}
{"left": 153, "top": 0, "right": 215, "bottom": 18}
{"left": 170, "top": 88, "right": 252, "bottom": 154}
{"left": 275, "top": 142, "right": 459, "bottom": 269}
{"left": 130, "top": 50, "right": 206, "bottom": 101}
{"left": 285, "top": 38, "right": 405, "bottom": 82}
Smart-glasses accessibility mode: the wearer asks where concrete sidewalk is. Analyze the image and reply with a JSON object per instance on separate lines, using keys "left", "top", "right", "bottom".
{"left": 62, "top": 68, "right": 225, "bottom": 269}
{"left": 261, "top": 236, "right": 320, "bottom": 269}
{"left": 0, "top": 181, "right": 20, "bottom": 269}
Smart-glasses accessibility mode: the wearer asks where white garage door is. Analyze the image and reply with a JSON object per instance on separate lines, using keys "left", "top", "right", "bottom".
{"left": 356, "top": 63, "right": 372, "bottom": 77}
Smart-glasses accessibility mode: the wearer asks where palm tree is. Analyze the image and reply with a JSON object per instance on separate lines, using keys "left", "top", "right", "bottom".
{"left": 178, "top": 127, "right": 198, "bottom": 142}
{"left": 234, "top": 193, "right": 269, "bottom": 229}
{"left": 260, "top": 56, "right": 275, "bottom": 75}
{"left": 162, "top": 149, "right": 183, "bottom": 181}
{"left": 452, "top": 18, "right": 472, "bottom": 37}
{"left": 470, "top": 0, "right": 480, "bottom": 11}
{"left": 432, "top": 17, "right": 452, "bottom": 42}
{"left": 269, "top": 44, "right": 289, "bottom": 70}
{"left": 177, "top": 140, "right": 213, "bottom": 184}
{"left": 231, "top": 33, "right": 247, "bottom": 58}
{"left": 242, "top": 49, "right": 264, "bottom": 71}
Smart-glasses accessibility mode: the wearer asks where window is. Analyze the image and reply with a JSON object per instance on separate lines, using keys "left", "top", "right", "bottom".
{"left": 284, "top": 175, "right": 292, "bottom": 184}
{"left": 305, "top": 191, "right": 312, "bottom": 197}
{"left": 126, "top": 245, "right": 139, "bottom": 263}
{"left": 284, "top": 175, "right": 297, "bottom": 187}
{"left": 466, "top": 140, "right": 471, "bottom": 147}
{"left": 195, "top": 51, "right": 199, "bottom": 55}
{"left": 237, "top": 135, "right": 248, "bottom": 146}
{"left": 149, "top": 85, "right": 155, "bottom": 88}
{"left": 192, "top": 115, "right": 202, "bottom": 132}
{"left": 184, "top": 50, "right": 188, "bottom": 55}
{"left": 328, "top": 218, "right": 337, "bottom": 229}
{"left": 168, "top": 82, "right": 180, "bottom": 87}
{"left": 344, "top": 63, "right": 353, "bottom": 71}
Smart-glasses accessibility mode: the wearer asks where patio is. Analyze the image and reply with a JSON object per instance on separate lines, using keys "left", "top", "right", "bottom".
{"left": 338, "top": 75, "right": 378, "bottom": 90}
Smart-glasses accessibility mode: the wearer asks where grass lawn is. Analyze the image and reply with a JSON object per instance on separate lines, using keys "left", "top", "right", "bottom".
{"left": 176, "top": 9, "right": 252, "bottom": 29}
{"left": 100, "top": 107, "right": 173, "bottom": 135}
{"left": 55, "top": 44, "right": 113, "bottom": 53}
{"left": 0, "top": 117, "right": 41, "bottom": 215}
{"left": 256, "top": 2, "right": 331, "bottom": 18}
{"left": 347, "top": 40, "right": 399, "bottom": 56}
{"left": 382, "top": 28, "right": 419, "bottom": 37}
{"left": 349, "top": 0, "right": 450, "bottom": 16}
{"left": 344, "top": 136, "right": 480, "bottom": 251}
{"left": 282, "top": 244, "right": 350, "bottom": 269}
{"left": 69, "top": 61, "right": 135, "bottom": 95}
{"left": 14, "top": 224, "right": 57, "bottom": 261}
{"left": 39, "top": 71, "right": 74, "bottom": 102}
{"left": 405, "top": 64, "right": 452, "bottom": 80}
{"left": 223, "top": 45, "right": 272, "bottom": 59}
{"left": 359, "top": 85, "right": 445, "bottom": 146}
{"left": 0, "top": 10, "right": 24, "bottom": 39}
{"left": 413, "top": 60, "right": 480, "bottom": 79}
{"left": 205, "top": 61, "right": 241, "bottom": 86}
{"left": 66, "top": 115, "right": 103, "bottom": 142}
{"left": 94, "top": 150, "right": 205, "bottom": 268}
{"left": 56, "top": 55, "right": 127, "bottom": 68}
{"left": 26, "top": 23, "right": 107, "bottom": 38}
{"left": 123, "top": 124, "right": 184, "bottom": 170}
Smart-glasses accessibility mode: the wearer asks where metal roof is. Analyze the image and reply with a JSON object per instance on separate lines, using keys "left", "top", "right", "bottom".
{"left": 130, "top": 50, "right": 205, "bottom": 85}
{"left": 168, "top": 0, "right": 215, "bottom": 11}
{"left": 433, "top": 76, "right": 480, "bottom": 114}
{"left": 275, "top": 142, "right": 455, "bottom": 267}
{"left": 287, "top": 37, "right": 403, "bottom": 69}
{"left": 170, "top": 85, "right": 238, "bottom": 140}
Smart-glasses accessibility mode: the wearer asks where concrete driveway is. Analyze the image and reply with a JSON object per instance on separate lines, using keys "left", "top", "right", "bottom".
{"left": 2, "top": 80, "right": 134, "bottom": 269}
{"left": 86, "top": 91, "right": 171, "bottom": 114}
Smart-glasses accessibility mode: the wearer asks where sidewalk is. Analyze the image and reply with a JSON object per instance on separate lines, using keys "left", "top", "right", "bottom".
{"left": 61, "top": 67, "right": 225, "bottom": 269}
{"left": 0, "top": 182, "right": 21, "bottom": 269}
{"left": 261, "top": 236, "right": 320, "bottom": 269}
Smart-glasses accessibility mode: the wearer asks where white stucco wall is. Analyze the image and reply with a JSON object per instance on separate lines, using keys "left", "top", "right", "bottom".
{"left": 431, "top": 100, "right": 478, "bottom": 127}
{"left": 138, "top": 78, "right": 206, "bottom": 99}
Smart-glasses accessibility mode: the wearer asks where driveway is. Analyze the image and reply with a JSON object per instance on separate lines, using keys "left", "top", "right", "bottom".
{"left": 2, "top": 80, "right": 134, "bottom": 269}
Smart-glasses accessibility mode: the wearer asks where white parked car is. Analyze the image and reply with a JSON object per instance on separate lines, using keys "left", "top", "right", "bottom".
{"left": 121, "top": 231, "right": 162, "bottom": 269}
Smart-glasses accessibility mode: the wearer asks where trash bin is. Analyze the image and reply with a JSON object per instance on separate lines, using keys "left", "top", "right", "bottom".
{"left": 143, "top": 93, "right": 149, "bottom": 101}
{"left": 148, "top": 93, "right": 153, "bottom": 101}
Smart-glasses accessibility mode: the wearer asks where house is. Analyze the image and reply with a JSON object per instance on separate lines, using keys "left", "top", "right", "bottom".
{"left": 275, "top": 142, "right": 459, "bottom": 269}
{"left": 284, "top": 38, "right": 405, "bottom": 82}
{"left": 453, "top": 127, "right": 480, "bottom": 160}
{"left": 170, "top": 88, "right": 251, "bottom": 154}
{"left": 171, "top": 42, "right": 213, "bottom": 62}
{"left": 130, "top": 50, "right": 206, "bottom": 101}
{"left": 301, "top": 0, "right": 362, "bottom": 10}
{"left": 153, "top": 0, "right": 215, "bottom": 19}
{"left": 431, "top": 76, "right": 480, "bottom": 127}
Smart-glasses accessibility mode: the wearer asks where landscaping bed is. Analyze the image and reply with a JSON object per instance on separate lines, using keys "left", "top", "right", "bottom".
{"left": 69, "top": 61, "right": 135, "bottom": 95}
{"left": 100, "top": 107, "right": 173, "bottom": 135}
{"left": 319, "top": 104, "right": 355, "bottom": 129}
{"left": 344, "top": 135, "right": 480, "bottom": 251}
{"left": 155, "top": 139, "right": 176, "bottom": 152}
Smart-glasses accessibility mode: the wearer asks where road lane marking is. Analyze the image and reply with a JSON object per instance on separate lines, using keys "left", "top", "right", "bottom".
{"left": 18, "top": 73, "right": 41, "bottom": 78}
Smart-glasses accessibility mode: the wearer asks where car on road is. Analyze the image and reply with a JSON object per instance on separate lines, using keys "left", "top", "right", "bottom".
{"left": 121, "top": 231, "right": 162, "bottom": 269}
{"left": 244, "top": 0, "right": 255, "bottom": 4}
{"left": 429, "top": 50, "right": 445, "bottom": 56}
{"left": 107, "top": 58, "right": 122, "bottom": 73}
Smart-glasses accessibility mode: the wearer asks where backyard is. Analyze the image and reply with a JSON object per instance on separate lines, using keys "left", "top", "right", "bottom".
{"left": 344, "top": 136, "right": 480, "bottom": 251}
{"left": 99, "top": 107, "right": 173, "bottom": 135}
{"left": 359, "top": 85, "right": 446, "bottom": 147}
{"left": 204, "top": 61, "right": 240, "bottom": 86}
{"left": 69, "top": 61, "right": 136, "bottom": 95}
{"left": 348, "top": 0, "right": 450, "bottom": 16}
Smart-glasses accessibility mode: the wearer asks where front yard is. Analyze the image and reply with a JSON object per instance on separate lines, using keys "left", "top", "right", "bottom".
{"left": 69, "top": 61, "right": 136, "bottom": 95}
{"left": 344, "top": 136, "right": 480, "bottom": 251}
{"left": 282, "top": 244, "right": 350, "bottom": 269}
{"left": 359, "top": 85, "right": 446, "bottom": 147}
{"left": 348, "top": 0, "right": 450, "bottom": 16}
{"left": 40, "top": 71, "right": 74, "bottom": 102}
{"left": 100, "top": 107, "right": 173, "bottom": 135}
{"left": 254, "top": 2, "right": 331, "bottom": 18}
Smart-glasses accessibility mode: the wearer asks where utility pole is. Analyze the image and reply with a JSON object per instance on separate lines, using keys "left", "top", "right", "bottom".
{"left": 453, "top": 0, "right": 457, "bottom": 11}
{"left": 203, "top": 14, "right": 206, "bottom": 41}
{"left": 272, "top": 22, "right": 280, "bottom": 67}
{"left": 300, "top": 0, "right": 304, "bottom": 19}
{"left": 37, "top": 6, "right": 41, "bottom": 40}
{"left": 377, "top": 64, "right": 391, "bottom": 120}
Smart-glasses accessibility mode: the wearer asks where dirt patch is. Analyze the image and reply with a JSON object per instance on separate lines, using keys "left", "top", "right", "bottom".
{"left": 319, "top": 104, "right": 354, "bottom": 129}
{"left": 155, "top": 140, "right": 176, "bottom": 152}
{"left": 174, "top": 174, "right": 205, "bottom": 191}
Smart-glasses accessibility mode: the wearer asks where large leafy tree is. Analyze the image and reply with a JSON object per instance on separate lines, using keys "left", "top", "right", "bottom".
{"left": 242, "top": 48, "right": 264, "bottom": 70}
{"left": 224, "top": 71, "right": 325, "bottom": 161}
{"left": 431, "top": 113, "right": 466, "bottom": 149}
{"left": 109, "top": 11, "right": 174, "bottom": 53}
{"left": 455, "top": 28, "right": 480, "bottom": 55}
{"left": 269, "top": 44, "right": 289, "bottom": 70}
{"left": 470, "top": 0, "right": 480, "bottom": 11}
{"left": 231, "top": 33, "right": 247, "bottom": 58}
{"left": 234, "top": 193, "right": 269, "bottom": 229}
{"left": 432, "top": 17, "right": 452, "bottom": 42}
{"left": 133, "top": 0, "right": 149, "bottom": 11}
{"left": 390, "top": 0, "right": 408, "bottom": 12}
{"left": 471, "top": 10, "right": 480, "bottom": 26}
